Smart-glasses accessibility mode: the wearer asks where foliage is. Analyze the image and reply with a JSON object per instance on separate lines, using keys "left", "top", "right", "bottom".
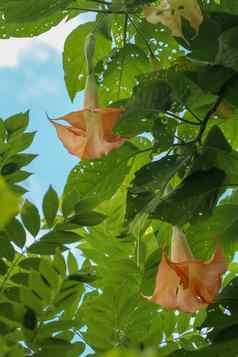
{"left": 1, "top": 0, "right": 238, "bottom": 356}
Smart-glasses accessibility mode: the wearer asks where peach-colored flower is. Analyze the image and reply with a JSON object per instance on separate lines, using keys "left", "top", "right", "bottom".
{"left": 146, "top": 227, "right": 227, "bottom": 313}
{"left": 51, "top": 75, "right": 126, "bottom": 160}
{"left": 144, "top": 0, "right": 203, "bottom": 40}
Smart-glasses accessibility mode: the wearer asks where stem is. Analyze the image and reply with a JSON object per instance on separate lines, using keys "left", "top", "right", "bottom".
{"left": 0, "top": 255, "right": 22, "bottom": 294}
{"left": 117, "top": 14, "right": 128, "bottom": 100}
{"left": 195, "top": 75, "right": 237, "bottom": 144}
{"left": 68, "top": 7, "right": 134, "bottom": 14}
{"left": 166, "top": 111, "right": 201, "bottom": 126}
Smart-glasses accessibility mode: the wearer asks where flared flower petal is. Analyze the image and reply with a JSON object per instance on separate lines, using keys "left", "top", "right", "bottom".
{"left": 145, "top": 254, "right": 180, "bottom": 310}
{"left": 51, "top": 108, "right": 126, "bottom": 160}
{"left": 147, "top": 227, "right": 227, "bottom": 313}
{"left": 188, "top": 246, "right": 227, "bottom": 304}
{"left": 144, "top": 0, "right": 203, "bottom": 39}
{"left": 51, "top": 122, "right": 87, "bottom": 158}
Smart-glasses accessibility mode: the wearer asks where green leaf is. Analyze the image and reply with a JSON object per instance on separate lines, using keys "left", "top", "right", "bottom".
{"left": 0, "top": 259, "right": 8, "bottom": 275}
{"left": 2, "top": 0, "right": 72, "bottom": 22}
{"left": 63, "top": 20, "right": 112, "bottom": 100}
{"left": 67, "top": 271, "right": 97, "bottom": 283}
{"left": 188, "top": 204, "right": 238, "bottom": 259}
{"left": 187, "top": 17, "right": 222, "bottom": 63}
{"left": 135, "top": 18, "right": 182, "bottom": 67}
{"left": 23, "top": 308, "right": 37, "bottom": 330}
{"left": 152, "top": 168, "right": 226, "bottom": 226}
{"left": 4, "top": 111, "right": 29, "bottom": 134}
{"left": 69, "top": 211, "right": 106, "bottom": 226}
{"left": 19, "top": 257, "right": 41, "bottom": 271}
{"left": 99, "top": 44, "right": 152, "bottom": 105}
{"left": 28, "top": 271, "right": 52, "bottom": 302}
{"left": 62, "top": 143, "right": 139, "bottom": 215}
{"left": 216, "top": 26, "right": 238, "bottom": 71}
{"left": 39, "top": 259, "right": 59, "bottom": 289}
{"left": 53, "top": 249, "right": 66, "bottom": 277}
{"left": 5, "top": 218, "right": 26, "bottom": 247}
{"left": 0, "top": 232, "right": 15, "bottom": 260}
{"left": 170, "top": 338, "right": 238, "bottom": 356}
{"left": 115, "top": 80, "right": 172, "bottom": 136}
{"left": 131, "top": 155, "right": 188, "bottom": 194}
{"left": 29, "top": 231, "right": 81, "bottom": 255}
{"left": 0, "top": 177, "right": 19, "bottom": 228}
{"left": 0, "top": 118, "right": 7, "bottom": 142}
{"left": 11, "top": 272, "right": 28, "bottom": 285}
{"left": 20, "top": 287, "right": 43, "bottom": 313}
{"left": 2, "top": 153, "right": 37, "bottom": 174}
{"left": 4, "top": 170, "right": 32, "bottom": 184}
{"left": 21, "top": 200, "right": 40, "bottom": 237}
{"left": 0, "top": 10, "right": 66, "bottom": 38}
{"left": 7, "top": 132, "right": 36, "bottom": 156}
{"left": 67, "top": 251, "right": 78, "bottom": 274}
{"left": 43, "top": 186, "right": 59, "bottom": 227}
{"left": 38, "top": 320, "right": 80, "bottom": 339}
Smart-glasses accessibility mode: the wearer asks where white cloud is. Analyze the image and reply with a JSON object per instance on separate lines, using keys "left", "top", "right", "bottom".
{"left": 0, "top": 13, "right": 94, "bottom": 67}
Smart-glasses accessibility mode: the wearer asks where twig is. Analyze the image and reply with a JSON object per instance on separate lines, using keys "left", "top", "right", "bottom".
{"left": 68, "top": 7, "right": 134, "bottom": 14}
{"left": 166, "top": 111, "right": 201, "bottom": 126}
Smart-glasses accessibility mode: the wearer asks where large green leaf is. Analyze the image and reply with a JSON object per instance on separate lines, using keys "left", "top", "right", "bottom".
{"left": 130, "top": 155, "right": 188, "bottom": 194}
{"left": 216, "top": 26, "right": 238, "bottom": 71}
{"left": 62, "top": 143, "right": 140, "bottom": 215}
{"left": 152, "top": 168, "right": 226, "bottom": 226}
{"left": 99, "top": 44, "right": 152, "bottom": 105}
{"left": 187, "top": 204, "right": 238, "bottom": 259}
{"left": 1, "top": 0, "right": 73, "bottom": 22}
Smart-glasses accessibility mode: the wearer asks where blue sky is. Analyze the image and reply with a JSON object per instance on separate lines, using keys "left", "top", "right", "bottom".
{"left": 0, "top": 15, "right": 93, "bottom": 207}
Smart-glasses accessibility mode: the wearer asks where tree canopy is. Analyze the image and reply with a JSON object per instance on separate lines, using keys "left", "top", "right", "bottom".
{"left": 1, "top": 0, "right": 238, "bottom": 356}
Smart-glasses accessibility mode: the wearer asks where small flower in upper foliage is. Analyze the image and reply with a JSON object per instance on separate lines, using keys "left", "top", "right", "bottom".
{"left": 50, "top": 33, "right": 126, "bottom": 160}
{"left": 145, "top": 227, "right": 227, "bottom": 313}
{"left": 144, "top": 0, "right": 203, "bottom": 40}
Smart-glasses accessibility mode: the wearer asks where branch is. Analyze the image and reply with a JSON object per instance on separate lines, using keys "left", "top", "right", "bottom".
{"left": 166, "top": 111, "right": 201, "bottom": 126}
{"left": 195, "top": 74, "right": 238, "bottom": 143}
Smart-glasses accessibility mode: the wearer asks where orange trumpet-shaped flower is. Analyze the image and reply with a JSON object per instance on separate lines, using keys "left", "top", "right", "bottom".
{"left": 51, "top": 33, "right": 126, "bottom": 160}
{"left": 51, "top": 76, "right": 126, "bottom": 160}
{"left": 146, "top": 227, "right": 227, "bottom": 313}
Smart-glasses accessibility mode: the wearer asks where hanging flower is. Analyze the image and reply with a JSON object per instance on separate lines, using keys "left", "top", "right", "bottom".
{"left": 50, "top": 93, "right": 126, "bottom": 160}
{"left": 50, "top": 33, "right": 126, "bottom": 160}
{"left": 145, "top": 227, "right": 227, "bottom": 313}
{"left": 144, "top": 0, "right": 203, "bottom": 40}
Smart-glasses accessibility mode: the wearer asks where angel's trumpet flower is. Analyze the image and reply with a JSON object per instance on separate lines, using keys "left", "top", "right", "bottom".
{"left": 144, "top": 0, "right": 203, "bottom": 40}
{"left": 51, "top": 33, "right": 126, "bottom": 160}
{"left": 146, "top": 227, "right": 227, "bottom": 313}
